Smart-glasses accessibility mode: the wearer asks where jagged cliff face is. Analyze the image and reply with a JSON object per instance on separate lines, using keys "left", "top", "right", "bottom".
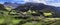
{"left": 15, "top": 2, "right": 60, "bottom": 17}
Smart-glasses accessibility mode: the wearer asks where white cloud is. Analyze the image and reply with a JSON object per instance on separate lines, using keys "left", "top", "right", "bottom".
{"left": 24, "top": 0, "right": 60, "bottom": 7}
{"left": 13, "top": 0, "right": 60, "bottom": 7}
{"left": 46, "top": 3, "right": 60, "bottom": 7}
{"left": 45, "top": 0, "right": 60, "bottom": 7}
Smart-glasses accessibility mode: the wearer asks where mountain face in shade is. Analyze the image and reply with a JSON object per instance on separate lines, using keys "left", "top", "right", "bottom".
{"left": 2, "top": 2, "right": 60, "bottom": 17}
{"left": 15, "top": 2, "right": 60, "bottom": 17}
{"left": 15, "top": 2, "right": 46, "bottom": 12}
{"left": 15, "top": 2, "right": 55, "bottom": 12}
{"left": 0, "top": 4, "right": 7, "bottom": 11}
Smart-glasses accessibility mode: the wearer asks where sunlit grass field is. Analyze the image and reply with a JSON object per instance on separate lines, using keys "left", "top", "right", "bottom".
{"left": 0, "top": 7, "right": 60, "bottom": 25}
{"left": 0, "top": 10, "right": 60, "bottom": 25}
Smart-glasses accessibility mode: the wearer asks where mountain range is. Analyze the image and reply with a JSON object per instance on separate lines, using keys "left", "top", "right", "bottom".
{"left": 3, "top": 2, "right": 60, "bottom": 17}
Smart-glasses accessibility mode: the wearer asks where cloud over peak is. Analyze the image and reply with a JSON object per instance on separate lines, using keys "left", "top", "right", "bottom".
{"left": 0, "top": 0, "right": 60, "bottom": 7}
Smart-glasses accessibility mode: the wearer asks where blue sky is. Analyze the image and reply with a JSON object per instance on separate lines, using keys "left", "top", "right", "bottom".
{"left": 0, "top": 0, "right": 60, "bottom": 7}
